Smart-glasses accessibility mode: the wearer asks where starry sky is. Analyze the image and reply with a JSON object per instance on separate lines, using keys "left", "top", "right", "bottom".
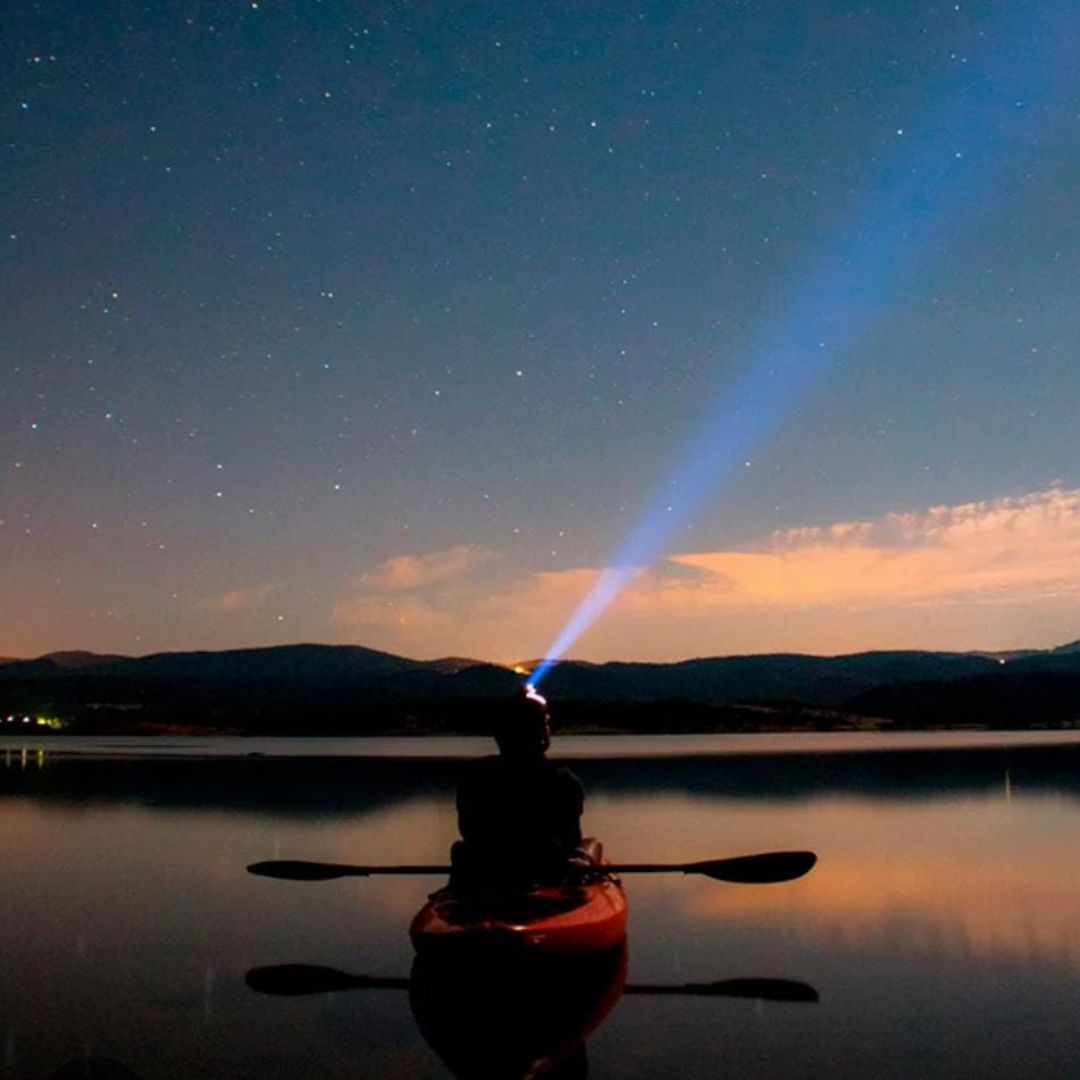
{"left": 4, "top": 0, "right": 1080, "bottom": 663}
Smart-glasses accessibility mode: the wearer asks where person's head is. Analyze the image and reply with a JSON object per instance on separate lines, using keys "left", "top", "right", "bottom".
{"left": 494, "top": 685, "right": 551, "bottom": 759}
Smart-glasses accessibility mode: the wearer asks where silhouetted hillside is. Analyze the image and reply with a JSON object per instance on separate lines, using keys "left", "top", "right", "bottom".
{"left": 0, "top": 651, "right": 130, "bottom": 678}
{"left": 100, "top": 643, "right": 430, "bottom": 681}
{"left": 537, "top": 651, "right": 1002, "bottom": 706}
{"left": 850, "top": 671, "right": 1080, "bottom": 728}
{"left": 427, "top": 656, "right": 493, "bottom": 674}
{"left": 1008, "top": 648, "right": 1080, "bottom": 676}
{"left": 1, "top": 638, "right": 1078, "bottom": 734}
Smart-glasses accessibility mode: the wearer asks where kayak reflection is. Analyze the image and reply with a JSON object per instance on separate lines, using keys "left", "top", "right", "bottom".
{"left": 410, "top": 941, "right": 627, "bottom": 1079}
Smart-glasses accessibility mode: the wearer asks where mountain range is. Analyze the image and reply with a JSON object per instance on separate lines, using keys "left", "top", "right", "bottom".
{"left": 1, "top": 639, "right": 1078, "bottom": 734}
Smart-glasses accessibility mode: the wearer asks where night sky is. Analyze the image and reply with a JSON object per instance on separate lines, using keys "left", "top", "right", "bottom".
{"left": 4, "top": 1, "right": 1079, "bottom": 663}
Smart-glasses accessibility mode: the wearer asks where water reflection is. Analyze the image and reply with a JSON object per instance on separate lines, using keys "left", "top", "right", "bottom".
{"left": 246, "top": 948, "right": 817, "bottom": 1077}
{"left": 6, "top": 742, "right": 1080, "bottom": 816}
{"left": 47, "top": 1058, "right": 143, "bottom": 1079}
{"left": 2, "top": 745, "right": 47, "bottom": 772}
{"left": 249, "top": 947, "right": 629, "bottom": 1078}
{"left": 689, "top": 795, "right": 1080, "bottom": 969}
{"left": 4, "top": 739, "right": 1080, "bottom": 1077}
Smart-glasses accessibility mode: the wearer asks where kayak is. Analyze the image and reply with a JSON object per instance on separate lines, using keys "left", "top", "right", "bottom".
{"left": 409, "top": 869, "right": 628, "bottom": 956}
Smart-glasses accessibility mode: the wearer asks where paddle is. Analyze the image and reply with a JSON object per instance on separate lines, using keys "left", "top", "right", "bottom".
{"left": 623, "top": 979, "right": 818, "bottom": 1003}
{"left": 247, "top": 850, "right": 816, "bottom": 885}
{"left": 247, "top": 964, "right": 409, "bottom": 995}
{"left": 246, "top": 963, "right": 818, "bottom": 1003}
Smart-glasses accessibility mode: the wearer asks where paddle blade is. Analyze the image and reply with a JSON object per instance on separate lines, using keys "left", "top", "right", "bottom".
{"left": 687, "top": 851, "right": 817, "bottom": 884}
{"left": 246, "top": 964, "right": 411, "bottom": 996}
{"left": 247, "top": 964, "right": 361, "bottom": 995}
{"left": 687, "top": 978, "right": 819, "bottom": 1003}
{"left": 625, "top": 978, "right": 818, "bottom": 1003}
{"left": 247, "top": 860, "right": 363, "bottom": 881}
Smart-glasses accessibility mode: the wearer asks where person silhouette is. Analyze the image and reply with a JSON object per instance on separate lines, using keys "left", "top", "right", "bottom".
{"left": 452, "top": 686, "right": 597, "bottom": 887}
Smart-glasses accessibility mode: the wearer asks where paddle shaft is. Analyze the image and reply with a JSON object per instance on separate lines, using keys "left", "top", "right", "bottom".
{"left": 246, "top": 964, "right": 818, "bottom": 1003}
{"left": 247, "top": 850, "right": 815, "bottom": 884}
{"left": 624, "top": 979, "right": 818, "bottom": 1003}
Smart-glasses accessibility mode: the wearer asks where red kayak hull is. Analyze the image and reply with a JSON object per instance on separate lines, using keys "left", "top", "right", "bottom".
{"left": 410, "top": 873, "right": 628, "bottom": 956}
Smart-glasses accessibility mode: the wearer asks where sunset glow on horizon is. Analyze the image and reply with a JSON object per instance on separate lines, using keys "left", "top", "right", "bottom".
{"left": 3, "top": 484, "right": 1078, "bottom": 663}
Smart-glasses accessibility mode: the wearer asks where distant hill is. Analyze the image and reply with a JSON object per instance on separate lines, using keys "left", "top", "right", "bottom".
{"left": 425, "top": 656, "right": 492, "bottom": 675}
{"left": 534, "top": 650, "right": 1002, "bottom": 706}
{"left": 0, "top": 643, "right": 469, "bottom": 683}
{"left": 1, "top": 637, "right": 1077, "bottom": 734}
{"left": 0, "top": 651, "right": 130, "bottom": 678}
{"left": 103, "top": 643, "right": 427, "bottom": 682}
{"left": 850, "top": 670, "right": 1080, "bottom": 729}
{"left": 1004, "top": 649, "right": 1080, "bottom": 676}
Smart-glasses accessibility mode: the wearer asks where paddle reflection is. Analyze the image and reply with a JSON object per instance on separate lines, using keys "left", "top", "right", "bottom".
{"left": 246, "top": 944, "right": 820, "bottom": 1078}
{"left": 244, "top": 944, "right": 626, "bottom": 1077}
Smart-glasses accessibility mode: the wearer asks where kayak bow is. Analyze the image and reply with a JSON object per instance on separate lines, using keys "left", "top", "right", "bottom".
{"left": 410, "top": 871, "right": 627, "bottom": 955}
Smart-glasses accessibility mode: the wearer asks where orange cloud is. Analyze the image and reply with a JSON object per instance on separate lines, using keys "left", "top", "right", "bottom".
{"left": 331, "top": 594, "right": 453, "bottom": 634}
{"left": 198, "top": 584, "right": 279, "bottom": 614}
{"left": 362, "top": 544, "right": 492, "bottom": 591}
{"left": 657, "top": 487, "right": 1080, "bottom": 610}
{"left": 328, "top": 488, "right": 1080, "bottom": 660}
{"left": 332, "top": 545, "right": 497, "bottom": 649}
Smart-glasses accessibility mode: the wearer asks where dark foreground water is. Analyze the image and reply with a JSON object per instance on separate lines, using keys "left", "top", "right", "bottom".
{"left": 4, "top": 734, "right": 1080, "bottom": 1079}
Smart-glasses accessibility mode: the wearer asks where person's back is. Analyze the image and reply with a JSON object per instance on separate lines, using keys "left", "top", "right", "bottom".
{"left": 453, "top": 687, "right": 586, "bottom": 885}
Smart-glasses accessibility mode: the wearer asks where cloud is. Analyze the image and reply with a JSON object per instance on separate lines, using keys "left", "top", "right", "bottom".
{"left": 331, "top": 594, "right": 453, "bottom": 634}
{"left": 332, "top": 545, "right": 495, "bottom": 645}
{"left": 361, "top": 544, "right": 492, "bottom": 591}
{"left": 329, "top": 488, "right": 1080, "bottom": 660}
{"left": 650, "top": 486, "right": 1080, "bottom": 611}
{"left": 197, "top": 584, "right": 279, "bottom": 614}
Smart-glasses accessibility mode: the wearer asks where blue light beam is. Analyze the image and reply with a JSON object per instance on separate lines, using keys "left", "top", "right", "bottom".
{"left": 530, "top": 2, "right": 1076, "bottom": 686}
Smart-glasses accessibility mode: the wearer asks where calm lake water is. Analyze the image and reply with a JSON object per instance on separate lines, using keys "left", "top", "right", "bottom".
{"left": 4, "top": 733, "right": 1080, "bottom": 1078}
